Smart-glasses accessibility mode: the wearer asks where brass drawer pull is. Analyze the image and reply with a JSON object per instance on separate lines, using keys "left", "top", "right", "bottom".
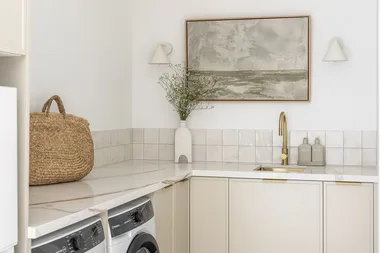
{"left": 263, "top": 179, "right": 288, "bottom": 183}
{"left": 335, "top": 181, "right": 361, "bottom": 185}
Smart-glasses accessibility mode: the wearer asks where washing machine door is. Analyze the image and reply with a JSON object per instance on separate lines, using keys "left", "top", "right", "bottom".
{"left": 127, "top": 233, "right": 159, "bottom": 253}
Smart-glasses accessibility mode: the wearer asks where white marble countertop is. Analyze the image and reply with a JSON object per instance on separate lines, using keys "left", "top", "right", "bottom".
{"left": 29, "top": 160, "right": 378, "bottom": 239}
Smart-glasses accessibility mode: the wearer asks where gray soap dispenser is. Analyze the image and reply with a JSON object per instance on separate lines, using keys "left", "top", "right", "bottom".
{"left": 311, "top": 138, "right": 325, "bottom": 165}
{"left": 298, "top": 137, "right": 312, "bottom": 166}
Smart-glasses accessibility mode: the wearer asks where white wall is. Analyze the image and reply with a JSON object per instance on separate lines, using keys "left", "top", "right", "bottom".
{"left": 29, "top": 0, "right": 132, "bottom": 131}
{"left": 131, "top": 0, "right": 378, "bottom": 130}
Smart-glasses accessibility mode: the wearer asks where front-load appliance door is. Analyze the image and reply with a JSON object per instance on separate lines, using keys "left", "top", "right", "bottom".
{"left": 127, "top": 233, "right": 159, "bottom": 253}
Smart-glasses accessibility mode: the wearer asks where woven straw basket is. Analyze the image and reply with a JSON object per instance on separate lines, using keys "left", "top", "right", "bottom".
{"left": 29, "top": 95, "right": 94, "bottom": 186}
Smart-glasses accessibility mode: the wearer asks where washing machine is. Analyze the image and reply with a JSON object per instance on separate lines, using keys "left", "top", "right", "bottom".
{"left": 31, "top": 216, "right": 106, "bottom": 253}
{"left": 108, "top": 197, "right": 159, "bottom": 253}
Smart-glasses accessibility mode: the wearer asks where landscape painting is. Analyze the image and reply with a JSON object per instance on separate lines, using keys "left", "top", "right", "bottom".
{"left": 186, "top": 16, "right": 310, "bottom": 101}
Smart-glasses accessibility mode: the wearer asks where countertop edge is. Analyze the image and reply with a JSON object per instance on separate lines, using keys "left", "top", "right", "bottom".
{"left": 28, "top": 181, "right": 170, "bottom": 239}
{"left": 191, "top": 170, "right": 379, "bottom": 183}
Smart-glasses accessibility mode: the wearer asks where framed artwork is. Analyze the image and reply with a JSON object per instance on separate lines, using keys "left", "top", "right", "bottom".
{"left": 186, "top": 16, "right": 311, "bottom": 101}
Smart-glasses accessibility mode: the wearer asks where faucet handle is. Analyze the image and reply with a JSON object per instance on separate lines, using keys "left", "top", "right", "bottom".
{"left": 280, "top": 153, "right": 288, "bottom": 161}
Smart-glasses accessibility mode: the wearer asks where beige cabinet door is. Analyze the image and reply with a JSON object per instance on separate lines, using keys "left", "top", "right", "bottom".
{"left": 152, "top": 185, "right": 174, "bottom": 253}
{"left": 230, "top": 179, "right": 322, "bottom": 253}
{"left": 174, "top": 180, "right": 190, "bottom": 253}
{"left": 0, "top": 0, "right": 25, "bottom": 55}
{"left": 324, "top": 182, "right": 374, "bottom": 253}
{"left": 190, "top": 177, "right": 228, "bottom": 253}
{"left": 375, "top": 183, "right": 378, "bottom": 253}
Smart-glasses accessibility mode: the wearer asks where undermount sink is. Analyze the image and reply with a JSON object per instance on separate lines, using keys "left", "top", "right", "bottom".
{"left": 254, "top": 165, "right": 306, "bottom": 173}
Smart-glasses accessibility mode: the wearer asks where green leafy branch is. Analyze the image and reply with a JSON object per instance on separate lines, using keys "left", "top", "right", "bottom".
{"left": 158, "top": 63, "right": 220, "bottom": 120}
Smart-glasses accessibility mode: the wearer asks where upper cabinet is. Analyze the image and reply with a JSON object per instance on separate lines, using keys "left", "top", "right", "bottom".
{"left": 324, "top": 182, "right": 374, "bottom": 253}
{"left": 0, "top": 0, "right": 26, "bottom": 55}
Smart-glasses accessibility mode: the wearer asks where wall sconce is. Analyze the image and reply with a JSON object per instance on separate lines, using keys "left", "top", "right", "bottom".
{"left": 149, "top": 43, "right": 173, "bottom": 64}
{"left": 323, "top": 38, "right": 348, "bottom": 62}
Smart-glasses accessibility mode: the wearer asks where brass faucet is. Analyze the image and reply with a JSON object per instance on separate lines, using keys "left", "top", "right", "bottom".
{"left": 279, "top": 112, "right": 289, "bottom": 165}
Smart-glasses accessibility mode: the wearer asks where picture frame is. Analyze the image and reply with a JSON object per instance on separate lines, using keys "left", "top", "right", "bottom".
{"left": 186, "top": 16, "right": 311, "bottom": 102}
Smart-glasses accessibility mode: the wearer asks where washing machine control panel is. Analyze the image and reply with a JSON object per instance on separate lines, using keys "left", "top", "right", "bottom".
{"left": 132, "top": 209, "right": 143, "bottom": 223}
{"left": 109, "top": 200, "right": 154, "bottom": 238}
{"left": 32, "top": 220, "right": 105, "bottom": 253}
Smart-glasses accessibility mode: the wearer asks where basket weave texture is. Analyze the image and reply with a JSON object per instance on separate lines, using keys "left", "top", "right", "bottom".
{"left": 29, "top": 95, "right": 94, "bottom": 186}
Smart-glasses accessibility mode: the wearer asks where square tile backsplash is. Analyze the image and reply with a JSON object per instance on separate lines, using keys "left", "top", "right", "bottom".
{"left": 238, "top": 146, "right": 255, "bottom": 163}
{"left": 159, "top": 129, "right": 175, "bottom": 144}
{"left": 326, "top": 131, "right": 344, "bottom": 148}
{"left": 223, "top": 130, "right": 238, "bottom": 146}
{"left": 326, "top": 148, "right": 344, "bottom": 165}
{"left": 94, "top": 128, "right": 377, "bottom": 167}
{"left": 256, "top": 130, "right": 273, "bottom": 147}
{"left": 238, "top": 130, "right": 255, "bottom": 146}
{"left": 191, "top": 129, "right": 206, "bottom": 145}
{"left": 144, "top": 129, "right": 159, "bottom": 144}
{"left": 92, "top": 129, "right": 132, "bottom": 167}
{"left": 223, "top": 146, "right": 239, "bottom": 162}
{"left": 206, "top": 129, "right": 223, "bottom": 146}
{"left": 362, "top": 131, "right": 377, "bottom": 149}
{"left": 207, "top": 145, "right": 223, "bottom": 162}
{"left": 344, "top": 131, "right": 362, "bottom": 148}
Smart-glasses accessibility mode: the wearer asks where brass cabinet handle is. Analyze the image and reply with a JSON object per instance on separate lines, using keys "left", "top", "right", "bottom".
{"left": 335, "top": 181, "right": 362, "bottom": 185}
{"left": 263, "top": 179, "right": 288, "bottom": 183}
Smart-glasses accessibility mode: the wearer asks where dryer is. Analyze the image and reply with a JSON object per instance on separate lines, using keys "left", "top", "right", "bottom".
{"left": 108, "top": 197, "right": 159, "bottom": 253}
{"left": 32, "top": 216, "right": 106, "bottom": 253}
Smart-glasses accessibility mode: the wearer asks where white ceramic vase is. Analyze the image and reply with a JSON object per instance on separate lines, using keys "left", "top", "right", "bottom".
{"left": 175, "top": 120, "right": 192, "bottom": 163}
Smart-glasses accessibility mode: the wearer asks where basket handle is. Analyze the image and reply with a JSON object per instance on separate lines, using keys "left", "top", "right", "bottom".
{"left": 42, "top": 95, "right": 66, "bottom": 118}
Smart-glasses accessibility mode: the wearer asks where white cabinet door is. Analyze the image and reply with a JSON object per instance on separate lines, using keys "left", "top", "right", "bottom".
{"left": 174, "top": 180, "right": 189, "bottom": 253}
{"left": 230, "top": 179, "right": 322, "bottom": 253}
{"left": 324, "top": 182, "right": 374, "bottom": 253}
{"left": 190, "top": 177, "right": 228, "bottom": 253}
{"left": 0, "top": 0, "right": 26, "bottom": 55}
{"left": 152, "top": 186, "right": 174, "bottom": 253}
{"left": 0, "top": 87, "right": 17, "bottom": 252}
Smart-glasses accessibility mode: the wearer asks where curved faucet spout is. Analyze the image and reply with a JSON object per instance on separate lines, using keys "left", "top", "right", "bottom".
{"left": 278, "top": 112, "right": 289, "bottom": 165}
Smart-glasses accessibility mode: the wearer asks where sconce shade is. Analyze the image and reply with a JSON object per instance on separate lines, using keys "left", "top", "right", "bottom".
{"left": 323, "top": 39, "right": 348, "bottom": 62}
{"left": 149, "top": 44, "right": 172, "bottom": 64}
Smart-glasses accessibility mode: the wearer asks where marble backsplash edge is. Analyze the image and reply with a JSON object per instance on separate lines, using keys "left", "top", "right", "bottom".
{"left": 91, "top": 128, "right": 378, "bottom": 168}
